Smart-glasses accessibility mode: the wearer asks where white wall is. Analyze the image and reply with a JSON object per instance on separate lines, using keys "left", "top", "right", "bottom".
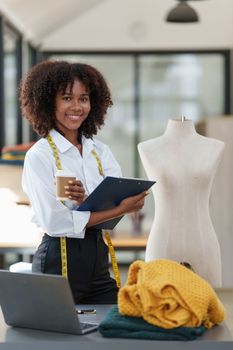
{"left": 42, "top": 0, "right": 233, "bottom": 51}
{"left": 202, "top": 117, "right": 233, "bottom": 288}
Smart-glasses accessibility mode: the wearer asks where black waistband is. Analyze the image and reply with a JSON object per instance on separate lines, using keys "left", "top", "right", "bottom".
{"left": 44, "top": 228, "right": 102, "bottom": 240}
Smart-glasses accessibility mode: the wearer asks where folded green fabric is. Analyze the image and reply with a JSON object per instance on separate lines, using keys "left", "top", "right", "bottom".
{"left": 99, "top": 306, "right": 206, "bottom": 341}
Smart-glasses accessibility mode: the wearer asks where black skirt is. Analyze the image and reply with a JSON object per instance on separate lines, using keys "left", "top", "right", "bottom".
{"left": 32, "top": 228, "right": 118, "bottom": 304}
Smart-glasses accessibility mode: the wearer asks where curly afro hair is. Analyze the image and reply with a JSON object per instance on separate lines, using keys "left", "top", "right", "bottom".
{"left": 19, "top": 60, "right": 113, "bottom": 140}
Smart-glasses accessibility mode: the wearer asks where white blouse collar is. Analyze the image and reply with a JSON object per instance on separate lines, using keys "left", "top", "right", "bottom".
{"left": 49, "top": 129, "right": 95, "bottom": 154}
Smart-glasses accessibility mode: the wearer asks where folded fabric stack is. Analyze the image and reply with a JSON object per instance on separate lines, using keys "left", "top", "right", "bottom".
{"left": 99, "top": 305, "right": 206, "bottom": 340}
{"left": 119, "top": 259, "right": 225, "bottom": 329}
{"left": 99, "top": 259, "right": 225, "bottom": 341}
{"left": 0, "top": 142, "right": 35, "bottom": 165}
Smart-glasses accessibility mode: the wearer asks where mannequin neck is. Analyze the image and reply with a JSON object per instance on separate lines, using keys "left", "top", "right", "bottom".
{"left": 163, "top": 119, "right": 197, "bottom": 138}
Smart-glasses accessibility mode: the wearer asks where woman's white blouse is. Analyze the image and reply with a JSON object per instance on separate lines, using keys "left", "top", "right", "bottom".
{"left": 22, "top": 129, "right": 122, "bottom": 238}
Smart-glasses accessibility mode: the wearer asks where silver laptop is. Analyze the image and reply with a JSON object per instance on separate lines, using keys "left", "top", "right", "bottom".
{"left": 0, "top": 270, "right": 98, "bottom": 335}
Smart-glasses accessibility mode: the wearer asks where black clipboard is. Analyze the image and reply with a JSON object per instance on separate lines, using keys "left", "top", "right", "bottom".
{"left": 77, "top": 176, "right": 156, "bottom": 229}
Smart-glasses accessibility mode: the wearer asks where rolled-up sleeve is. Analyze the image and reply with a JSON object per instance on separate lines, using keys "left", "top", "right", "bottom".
{"left": 68, "top": 210, "right": 90, "bottom": 238}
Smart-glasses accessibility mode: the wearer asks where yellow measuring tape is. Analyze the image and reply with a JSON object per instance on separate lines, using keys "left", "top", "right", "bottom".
{"left": 47, "top": 134, "right": 68, "bottom": 278}
{"left": 47, "top": 134, "right": 121, "bottom": 288}
{"left": 91, "top": 150, "right": 121, "bottom": 288}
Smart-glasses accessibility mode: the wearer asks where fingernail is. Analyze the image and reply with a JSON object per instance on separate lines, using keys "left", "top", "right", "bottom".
{"left": 68, "top": 181, "right": 73, "bottom": 184}
{"left": 64, "top": 186, "right": 69, "bottom": 189}
{"left": 145, "top": 191, "right": 150, "bottom": 195}
{"left": 65, "top": 191, "right": 70, "bottom": 194}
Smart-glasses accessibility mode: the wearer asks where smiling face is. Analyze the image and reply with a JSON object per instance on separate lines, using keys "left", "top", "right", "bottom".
{"left": 55, "top": 79, "right": 91, "bottom": 141}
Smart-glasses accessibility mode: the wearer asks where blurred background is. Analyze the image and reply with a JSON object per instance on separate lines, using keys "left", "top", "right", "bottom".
{"left": 0, "top": 1, "right": 233, "bottom": 327}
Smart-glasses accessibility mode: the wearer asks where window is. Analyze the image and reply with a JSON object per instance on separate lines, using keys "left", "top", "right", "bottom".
{"left": 3, "top": 25, "right": 19, "bottom": 146}
{"left": 139, "top": 54, "right": 226, "bottom": 142}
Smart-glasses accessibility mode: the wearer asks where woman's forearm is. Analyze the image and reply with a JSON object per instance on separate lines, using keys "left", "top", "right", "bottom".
{"left": 86, "top": 205, "right": 124, "bottom": 228}
{"left": 86, "top": 191, "right": 147, "bottom": 228}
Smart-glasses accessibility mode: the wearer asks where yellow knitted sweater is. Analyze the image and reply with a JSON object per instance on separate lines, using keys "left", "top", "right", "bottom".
{"left": 118, "top": 259, "right": 225, "bottom": 329}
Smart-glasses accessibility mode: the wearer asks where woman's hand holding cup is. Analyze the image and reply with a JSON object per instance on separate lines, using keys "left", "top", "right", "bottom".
{"left": 64, "top": 180, "right": 86, "bottom": 204}
{"left": 55, "top": 170, "right": 86, "bottom": 204}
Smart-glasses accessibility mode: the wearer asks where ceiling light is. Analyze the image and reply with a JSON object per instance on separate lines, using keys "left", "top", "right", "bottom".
{"left": 166, "top": 0, "right": 199, "bottom": 23}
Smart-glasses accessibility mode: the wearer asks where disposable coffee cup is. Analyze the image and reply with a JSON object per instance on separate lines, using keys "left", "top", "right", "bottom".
{"left": 55, "top": 170, "right": 76, "bottom": 200}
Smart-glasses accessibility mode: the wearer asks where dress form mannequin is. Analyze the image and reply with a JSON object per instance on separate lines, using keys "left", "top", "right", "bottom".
{"left": 138, "top": 118, "right": 225, "bottom": 287}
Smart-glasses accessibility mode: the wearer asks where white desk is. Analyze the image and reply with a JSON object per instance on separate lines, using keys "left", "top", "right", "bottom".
{"left": 0, "top": 305, "right": 232, "bottom": 350}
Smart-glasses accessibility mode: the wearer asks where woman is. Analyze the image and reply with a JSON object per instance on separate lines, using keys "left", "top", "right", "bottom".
{"left": 20, "top": 60, "right": 147, "bottom": 304}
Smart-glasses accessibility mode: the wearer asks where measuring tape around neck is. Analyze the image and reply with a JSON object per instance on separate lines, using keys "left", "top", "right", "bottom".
{"left": 46, "top": 134, "right": 121, "bottom": 288}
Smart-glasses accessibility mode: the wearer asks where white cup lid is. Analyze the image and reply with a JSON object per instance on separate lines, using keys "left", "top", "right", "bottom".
{"left": 55, "top": 170, "right": 76, "bottom": 177}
